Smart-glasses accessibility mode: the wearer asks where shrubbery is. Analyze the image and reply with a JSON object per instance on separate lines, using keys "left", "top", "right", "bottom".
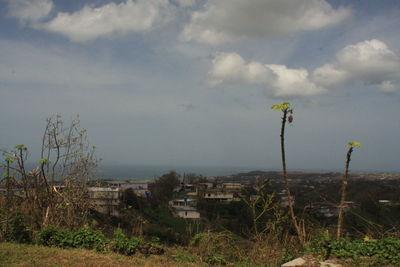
{"left": 36, "top": 225, "right": 73, "bottom": 248}
{"left": 37, "top": 226, "right": 106, "bottom": 251}
{"left": 0, "top": 211, "right": 31, "bottom": 244}
{"left": 190, "top": 231, "right": 250, "bottom": 263}
{"left": 34, "top": 226, "right": 164, "bottom": 256}
{"left": 307, "top": 234, "right": 400, "bottom": 265}
{"left": 111, "top": 228, "right": 144, "bottom": 255}
{"left": 71, "top": 226, "right": 106, "bottom": 251}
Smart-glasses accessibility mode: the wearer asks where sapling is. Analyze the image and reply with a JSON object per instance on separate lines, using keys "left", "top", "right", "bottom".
{"left": 271, "top": 102, "right": 305, "bottom": 245}
{"left": 3, "top": 157, "right": 14, "bottom": 239}
{"left": 336, "top": 141, "right": 362, "bottom": 239}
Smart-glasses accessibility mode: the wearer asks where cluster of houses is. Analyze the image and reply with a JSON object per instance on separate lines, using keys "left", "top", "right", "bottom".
{"left": 2, "top": 177, "right": 399, "bottom": 221}
{"left": 86, "top": 180, "right": 245, "bottom": 219}
{"left": 169, "top": 182, "right": 243, "bottom": 219}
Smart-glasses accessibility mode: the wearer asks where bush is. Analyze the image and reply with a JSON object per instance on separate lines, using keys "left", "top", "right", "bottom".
{"left": 173, "top": 249, "right": 197, "bottom": 263}
{"left": 71, "top": 226, "right": 106, "bottom": 251}
{"left": 190, "top": 231, "right": 250, "bottom": 262}
{"left": 0, "top": 211, "right": 31, "bottom": 243}
{"left": 36, "top": 226, "right": 73, "bottom": 248}
{"left": 205, "top": 253, "right": 228, "bottom": 265}
{"left": 307, "top": 235, "right": 400, "bottom": 265}
{"left": 111, "top": 228, "right": 144, "bottom": 255}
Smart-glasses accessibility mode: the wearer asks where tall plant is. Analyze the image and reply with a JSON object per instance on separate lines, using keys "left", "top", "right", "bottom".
{"left": 337, "top": 141, "right": 362, "bottom": 239}
{"left": 271, "top": 102, "right": 305, "bottom": 245}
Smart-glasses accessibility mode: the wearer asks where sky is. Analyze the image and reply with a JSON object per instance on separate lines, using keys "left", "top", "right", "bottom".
{"left": 0, "top": 0, "right": 400, "bottom": 173}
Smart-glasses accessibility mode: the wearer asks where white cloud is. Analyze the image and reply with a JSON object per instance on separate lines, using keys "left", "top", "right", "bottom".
{"left": 209, "top": 52, "right": 326, "bottom": 98}
{"left": 209, "top": 40, "right": 400, "bottom": 98}
{"left": 313, "top": 39, "right": 400, "bottom": 92}
{"left": 181, "top": 0, "right": 351, "bottom": 45}
{"left": 8, "top": 0, "right": 53, "bottom": 23}
{"left": 37, "top": 0, "right": 175, "bottom": 42}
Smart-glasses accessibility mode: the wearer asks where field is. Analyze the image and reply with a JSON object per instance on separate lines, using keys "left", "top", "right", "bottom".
{"left": 0, "top": 243, "right": 200, "bottom": 267}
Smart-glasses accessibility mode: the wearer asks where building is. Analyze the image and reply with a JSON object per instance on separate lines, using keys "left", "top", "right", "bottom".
{"left": 169, "top": 198, "right": 200, "bottom": 219}
{"left": 88, "top": 187, "right": 121, "bottom": 216}
{"left": 106, "top": 180, "right": 150, "bottom": 196}
{"left": 203, "top": 191, "right": 239, "bottom": 202}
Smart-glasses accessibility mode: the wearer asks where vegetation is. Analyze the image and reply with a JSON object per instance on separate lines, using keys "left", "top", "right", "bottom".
{"left": 307, "top": 233, "right": 400, "bottom": 265}
{"left": 271, "top": 102, "right": 305, "bottom": 245}
{"left": 1, "top": 111, "right": 400, "bottom": 266}
{"left": 337, "top": 141, "right": 363, "bottom": 239}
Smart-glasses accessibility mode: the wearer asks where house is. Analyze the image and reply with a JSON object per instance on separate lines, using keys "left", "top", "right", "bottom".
{"left": 278, "top": 190, "right": 295, "bottom": 207}
{"left": 203, "top": 191, "right": 239, "bottom": 202}
{"left": 106, "top": 180, "right": 150, "bottom": 196}
{"left": 218, "top": 183, "right": 243, "bottom": 191}
{"left": 88, "top": 187, "right": 121, "bottom": 216}
{"left": 169, "top": 198, "right": 200, "bottom": 219}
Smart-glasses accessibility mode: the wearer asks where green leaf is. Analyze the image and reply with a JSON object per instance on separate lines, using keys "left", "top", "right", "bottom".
{"left": 347, "top": 141, "right": 363, "bottom": 148}
{"left": 5, "top": 157, "right": 14, "bottom": 163}
{"left": 271, "top": 104, "right": 283, "bottom": 110}
{"left": 39, "top": 158, "right": 49, "bottom": 164}
{"left": 271, "top": 102, "right": 291, "bottom": 111}
{"left": 15, "top": 144, "right": 26, "bottom": 150}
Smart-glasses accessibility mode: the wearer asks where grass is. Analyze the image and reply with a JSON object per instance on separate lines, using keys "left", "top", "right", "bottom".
{"left": 2, "top": 241, "right": 398, "bottom": 267}
{"left": 0, "top": 243, "right": 203, "bottom": 267}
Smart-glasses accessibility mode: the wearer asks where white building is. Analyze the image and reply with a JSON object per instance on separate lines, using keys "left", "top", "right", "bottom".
{"left": 106, "top": 180, "right": 150, "bottom": 196}
{"left": 169, "top": 198, "right": 200, "bottom": 219}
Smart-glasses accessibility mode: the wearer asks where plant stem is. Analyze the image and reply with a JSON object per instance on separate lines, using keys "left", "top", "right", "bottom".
{"left": 337, "top": 146, "right": 353, "bottom": 239}
{"left": 280, "top": 108, "right": 304, "bottom": 245}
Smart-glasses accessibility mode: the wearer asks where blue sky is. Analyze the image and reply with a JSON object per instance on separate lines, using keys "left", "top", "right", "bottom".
{"left": 1, "top": 0, "right": 400, "bottom": 172}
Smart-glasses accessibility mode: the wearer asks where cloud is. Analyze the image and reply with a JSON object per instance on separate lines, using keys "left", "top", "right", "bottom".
{"left": 209, "top": 40, "right": 400, "bottom": 98}
{"left": 7, "top": 0, "right": 53, "bottom": 23}
{"left": 209, "top": 52, "right": 326, "bottom": 98}
{"left": 0, "top": 40, "right": 134, "bottom": 87}
{"left": 181, "top": 0, "right": 351, "bottom": 45}
{"left": 313, "top": 39, "right": 400, "bottom": 92}
{"left": 37, "top": 0, "right": 175, "bottom": 42}
{"left": 175, "top": 0, "right": 196, "bottom": 8}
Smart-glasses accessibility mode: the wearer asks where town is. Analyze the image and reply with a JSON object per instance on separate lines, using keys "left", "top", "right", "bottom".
{"left": 57, "top": 170, "right": 400, "bottom": 224}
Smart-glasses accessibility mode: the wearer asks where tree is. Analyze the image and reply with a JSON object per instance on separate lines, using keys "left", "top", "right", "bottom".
{"left": 336, "top": 141, "right": 362, "bottom": 239}
{"left": 1, "top": 115, "right": 98, "bottom": 230}
{"left": 240, "top": 178, "right": 278, "bottom": 237}
{"left": 151, "top": 171, "right": 181, "bottom": 203}
{"left": 271, "top": 102, "right": 305, "bottom": 245}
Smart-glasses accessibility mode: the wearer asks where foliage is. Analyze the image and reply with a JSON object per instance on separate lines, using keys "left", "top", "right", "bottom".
{"left": 190, "top": 231, "right": 250, "bottom": 262}
{"left": 4, "top": 157, "right": 14, "bottom": 163}
{"left": 307, "top": 234, "right": 400, "bottom": 265}
{"left": 111, "top": 228, "right": 144, "bottom": 255}
{"left": 0, "top": 211, "right": 31, "bottom": 243}
{"left": 38, "top": 158, "right": 49, "bottom": 164}
{"left": 347, "top": 141, "right": 363, "bottom": 147}
{"left": 14, "top": 144, "right": 26, "bottom": 150}
{"left": 71, "top": 226, "right": 106, "bottom": 251}
{"left": 151, "top": 171, "right": 181, "bottom": 203}
{"left": 271, "top": 102, "right": 291, "bottom": 111}
{"left": 36, "top": 225, "right": 73, "bottom": 248}
{"left": 205, "top": 253, "right": 228, "bottom": 265}
{"left": 173, "top": 249, "right": 198, "bottom": 263}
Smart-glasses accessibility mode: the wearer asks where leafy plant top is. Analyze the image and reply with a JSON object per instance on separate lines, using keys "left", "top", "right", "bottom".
{"left": 271, "top": 102, "right": 291, "bottom": 111}
{"left": 347, "top": 141, "right": 363, "bottom": 148}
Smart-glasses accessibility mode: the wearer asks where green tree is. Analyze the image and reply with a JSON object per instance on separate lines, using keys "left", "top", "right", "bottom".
{"left": 151, "top": 171, "right": 181, "bottom": 203}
